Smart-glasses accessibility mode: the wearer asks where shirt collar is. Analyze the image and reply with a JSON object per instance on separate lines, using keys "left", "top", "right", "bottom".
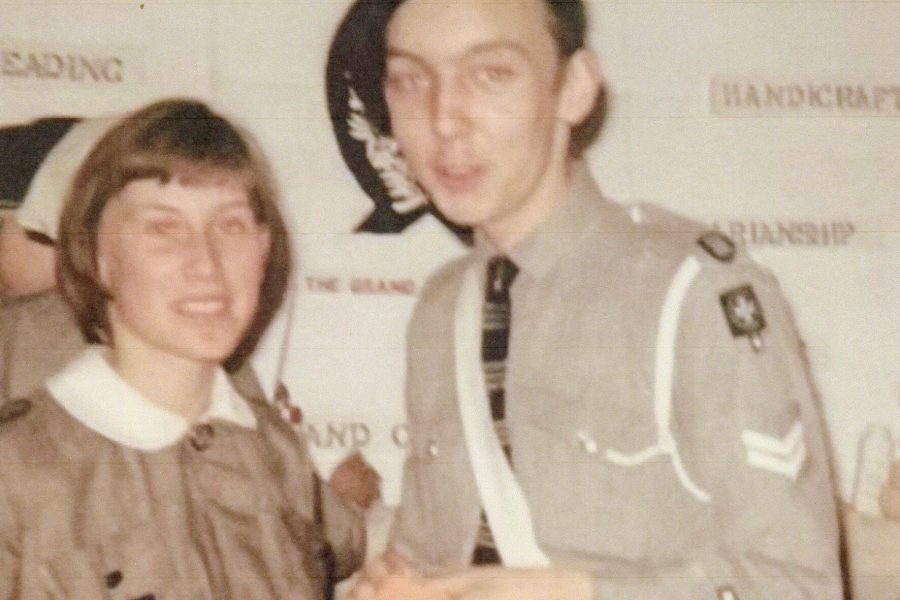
{"left": 474, "top": 163, "right": 631, "bottom": 278}
{"left": 47, "top": 347, "right": 257, "bottom": 452}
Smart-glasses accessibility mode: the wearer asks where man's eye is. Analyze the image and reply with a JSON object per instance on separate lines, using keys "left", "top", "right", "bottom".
{"left": 386, "top": 70, "right": 430, "bottom": 93}
{"left": 473, "top": 65, "right": 516, "bottom": 86}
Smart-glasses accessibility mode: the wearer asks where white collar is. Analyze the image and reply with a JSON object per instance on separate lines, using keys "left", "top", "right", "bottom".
{"left": 47, "top": 348, "right": 257, "bottom": 451}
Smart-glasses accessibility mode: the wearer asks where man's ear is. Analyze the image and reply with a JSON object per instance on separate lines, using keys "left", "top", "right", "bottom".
{"left": 557, "top": 49, "right": 604, "bottom": 126}
{"left": 96, "top": 243, "right": 112, "bottom": 288}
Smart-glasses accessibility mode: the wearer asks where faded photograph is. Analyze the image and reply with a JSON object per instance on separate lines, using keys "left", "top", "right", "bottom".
{"left": 1, "top": 1, "right": 897, "bottom": 599}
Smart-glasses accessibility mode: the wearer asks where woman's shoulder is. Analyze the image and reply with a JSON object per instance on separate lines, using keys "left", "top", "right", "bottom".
{"left": 0, "top": 391, "right": 52, "bottom": 449}
{"left": 0, "top": 390, "right": 76, "bottom": 496}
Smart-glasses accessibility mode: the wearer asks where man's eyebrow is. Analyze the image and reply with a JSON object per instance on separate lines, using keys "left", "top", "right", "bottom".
{"left": 386, "top": 41, "right": 532, "bottom": 63}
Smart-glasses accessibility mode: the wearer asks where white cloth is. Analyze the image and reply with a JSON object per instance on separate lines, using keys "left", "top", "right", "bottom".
{"left": 18, "top": 117, "right": 119, "bottom": 239}
{"left": 46, "top": 347, "right": 256, "bottom": 451}
{"left": 453, "top": 262, "right": 549, "bottom": 567}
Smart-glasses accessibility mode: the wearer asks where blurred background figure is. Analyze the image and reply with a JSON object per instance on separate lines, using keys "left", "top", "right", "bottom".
{"left": 0, "top": 117, "right": 85, "bottom": 402}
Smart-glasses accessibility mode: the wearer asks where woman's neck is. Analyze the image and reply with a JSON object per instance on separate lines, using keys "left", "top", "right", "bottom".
{"left": 107, "top": 345, "right": 217, "bottom": 422}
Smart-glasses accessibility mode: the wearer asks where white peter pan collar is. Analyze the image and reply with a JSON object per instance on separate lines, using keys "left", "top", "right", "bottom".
{"left": 47, "top": 348, "right": 257, "bottom": 452}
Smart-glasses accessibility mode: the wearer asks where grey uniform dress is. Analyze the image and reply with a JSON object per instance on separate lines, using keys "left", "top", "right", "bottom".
{"left": 0, "top": 349, "right": 364, "bottom": 599}
{"left": 389, "top": 167, "right": 843, "bottom": 599}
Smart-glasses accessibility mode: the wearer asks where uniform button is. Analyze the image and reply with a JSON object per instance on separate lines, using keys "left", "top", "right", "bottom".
{"left": 576, "top": 431, "right": 599, "bottom": 455}
{"left": 190, "top": 423, "right": 215, "bottom": 451}
{"left": 427, "top": 440, "right": 439, "bottom": 458}
{"left": 105, "top": 569, "right": 123, "bottom": 589}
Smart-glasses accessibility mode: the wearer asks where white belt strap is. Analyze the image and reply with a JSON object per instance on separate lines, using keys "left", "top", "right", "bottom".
{"left": 454, "top": 262, "right": 550, "bottom": 567}
{"left": 605, "top": 255, "right": 712, "bottom": 503}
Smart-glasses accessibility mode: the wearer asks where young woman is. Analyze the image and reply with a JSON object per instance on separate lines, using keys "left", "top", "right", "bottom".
{"left": 0, "top": 99, "right": 362, "bottom": 599}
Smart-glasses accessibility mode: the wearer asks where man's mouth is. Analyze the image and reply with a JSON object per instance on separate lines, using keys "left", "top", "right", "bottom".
{"left": 432, "top": 163, "right": 484, "bottom": 193}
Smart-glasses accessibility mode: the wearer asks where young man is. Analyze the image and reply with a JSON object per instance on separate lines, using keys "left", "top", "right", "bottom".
{"left": 348, "top": 0, "right": 843, "bottom": 598}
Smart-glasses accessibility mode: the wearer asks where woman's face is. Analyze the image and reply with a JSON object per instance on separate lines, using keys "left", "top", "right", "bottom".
{"left": 96, "top": 175, "right": 271, "bottom": 365}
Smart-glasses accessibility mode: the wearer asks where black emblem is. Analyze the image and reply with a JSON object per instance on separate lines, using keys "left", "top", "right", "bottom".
{"left": 698, "top": 231, "right": 735, "bottom": 262}
{"left": 0, "top": 399, "right": 32, "bottom": 424}
{"left": 720, "top": 285, "right": 766, "bottom": 352}
{"left": 325, "top": 1, "right": 470, "bottom": 241}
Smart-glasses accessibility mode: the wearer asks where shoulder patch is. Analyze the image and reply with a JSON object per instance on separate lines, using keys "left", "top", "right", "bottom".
{"left": 720, "top": 285, "right": 766, "bottom": 338}
{"left": 0, "top": 398, "right": 32, "bottom": 424}
{"left": 698, "top": 231, "right": 735, "bottom": 262}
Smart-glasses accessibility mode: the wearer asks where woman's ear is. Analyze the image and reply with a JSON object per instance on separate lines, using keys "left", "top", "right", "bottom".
{"left": 557, "top": 49, "right": 604, "bottom": 127}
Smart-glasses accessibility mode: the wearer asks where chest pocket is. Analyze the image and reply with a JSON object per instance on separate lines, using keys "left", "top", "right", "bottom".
{"left": 513, "top": 385, "right": 705, "bottom": 563}
{"left": 38, "top": 522, "right": 177, "bottom": 600}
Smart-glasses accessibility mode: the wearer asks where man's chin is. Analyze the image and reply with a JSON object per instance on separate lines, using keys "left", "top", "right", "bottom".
{"left": 429, "top": 196, "right": 488, "bottom": 230}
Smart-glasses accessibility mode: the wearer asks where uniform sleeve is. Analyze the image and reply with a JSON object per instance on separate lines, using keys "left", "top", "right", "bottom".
{"left": 318, "top": 475, "right": 366, "bottom": 579}
{"left": 0, "top": 452, "right": 21, "bottom": 598}
{"left": 591, "top": 256, "right": 843, "bottom": 600}
{"left": 0, "top": 303, "right": 14, "bottom": 404}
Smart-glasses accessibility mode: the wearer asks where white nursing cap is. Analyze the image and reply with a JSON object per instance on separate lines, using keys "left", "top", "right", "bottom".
{"left": 17, "top": 116, "right": 120, "bottom": 240}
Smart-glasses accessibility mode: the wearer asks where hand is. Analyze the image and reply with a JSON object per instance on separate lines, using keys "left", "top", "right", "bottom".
{"left": 348, "top": 552, "right": 447, "bottom": 600}
{"left": 425, "top": 567, "right": 592, "bottom": 600}
{"left": 349, "top": 556, "right": 591, "bottom": 600}
{"left": 329, "top": 451, "right": 381, "bottom": 511}
{"left": 879, "top": 460, "right": 900, "bottom": 521}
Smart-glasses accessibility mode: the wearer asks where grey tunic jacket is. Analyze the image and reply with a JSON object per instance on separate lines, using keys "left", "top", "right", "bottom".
{"left": 0, "top": 355, "right": 364, "bottom": 599}
{"left": 389, "top": 168, "right": 843, "bottom": 599}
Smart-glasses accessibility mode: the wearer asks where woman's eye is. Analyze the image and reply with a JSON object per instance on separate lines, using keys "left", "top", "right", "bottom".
{"left": 218, "top": 217, "right": 252, "bottom": 235}
{"left": 146, "top": 219, "right": 184, "bottom": 236}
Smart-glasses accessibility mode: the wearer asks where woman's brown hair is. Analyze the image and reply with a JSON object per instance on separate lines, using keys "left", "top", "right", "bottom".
{"left": 57, "top": 99, "right": 291, "bottom": 370}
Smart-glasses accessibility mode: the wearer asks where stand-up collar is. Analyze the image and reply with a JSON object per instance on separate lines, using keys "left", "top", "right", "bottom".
{"left": 46, "top": 348, "right": 257, "bottom": 452}
{"left": 474, "top": 164, "right": 631, "bottom": 278}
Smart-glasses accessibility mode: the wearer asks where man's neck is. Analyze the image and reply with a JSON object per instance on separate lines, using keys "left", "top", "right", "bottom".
{"left": 482, "top": 158, "right": 575, "bottom": 253}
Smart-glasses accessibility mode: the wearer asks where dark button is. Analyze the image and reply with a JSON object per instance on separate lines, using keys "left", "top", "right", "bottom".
{"left": 189, "top": 423, "right": 215, "bottom": 451}
{"left": 105, "top": 569, "right": 123, "bottom": 588}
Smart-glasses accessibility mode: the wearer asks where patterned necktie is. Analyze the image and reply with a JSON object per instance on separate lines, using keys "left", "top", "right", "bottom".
{"left": 472, "top": 255, "right": 518, "bottom": 565}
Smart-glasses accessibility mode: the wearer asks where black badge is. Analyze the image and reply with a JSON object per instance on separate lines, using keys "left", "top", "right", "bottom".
{"left": 0, "top": 399, "right": 32, "bottom": 424}
{"left": 325, "top": 1, "right": 470, "bottom": 241}
{"left": 698, "top": 231, "right": 736, "bottom": 262}
{"left": 720, "top": 285, "right": 766, "bottom": 338}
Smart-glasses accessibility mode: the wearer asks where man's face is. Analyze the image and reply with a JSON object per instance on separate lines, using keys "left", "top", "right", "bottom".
{"left": 0, "top": 208, "right": 55, "bottom": 299}
{"left": 97, "top": 176, "right": 271, "bottom": 366}
{"left": 384, "top": 0, "right": 582, "bottom": 246}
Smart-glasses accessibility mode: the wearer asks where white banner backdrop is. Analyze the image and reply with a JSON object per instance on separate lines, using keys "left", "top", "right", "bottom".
{"left": 1, "top": 1, "right": 897, "bottom": 506}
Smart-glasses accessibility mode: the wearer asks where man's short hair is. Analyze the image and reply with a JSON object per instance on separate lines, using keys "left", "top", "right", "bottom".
{"left": 57, "top": 99, "right": 291, "bottom": 369}
{"left": 331, "top": 0, "right": 604, "bottom": 159}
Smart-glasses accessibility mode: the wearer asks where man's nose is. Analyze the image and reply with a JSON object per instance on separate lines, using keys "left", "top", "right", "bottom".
{"left": 431, "top": 76, "right": 471, "bottom": 139}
